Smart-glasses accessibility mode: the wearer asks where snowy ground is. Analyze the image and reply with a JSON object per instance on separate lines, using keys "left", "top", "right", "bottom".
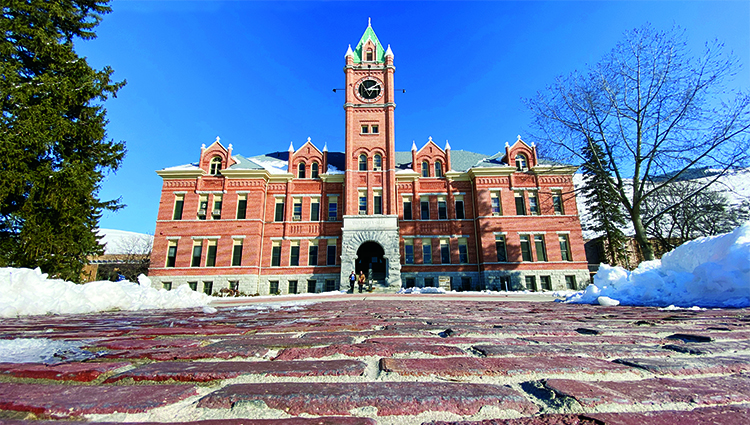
{"left": 0, "top": 268, "right": 210, "bottom": 318}
{"left": 564, "top": 222, "right": 750, "bottom": 308}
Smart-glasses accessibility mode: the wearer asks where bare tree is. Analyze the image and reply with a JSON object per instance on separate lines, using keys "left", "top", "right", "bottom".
{"left": 643, "top": 179, "right": 750, "bottom": 251}
{"left": 96, "top": 233, "right": 152, "bottom": 282}
{"left": 526, "top": 24, "right": 750, "bottom": 260}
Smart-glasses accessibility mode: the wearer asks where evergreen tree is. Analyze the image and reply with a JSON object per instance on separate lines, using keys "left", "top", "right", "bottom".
{"left": 0, "top": 0, "right": 125, "bottom": 281}
{"left": 579, "top": 139, "right": 630, "bottom": 267}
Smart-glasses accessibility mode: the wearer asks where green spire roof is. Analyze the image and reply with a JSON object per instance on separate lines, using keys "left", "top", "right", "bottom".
{"left": 351, "top": 19, "right": 385, "bottom": 63}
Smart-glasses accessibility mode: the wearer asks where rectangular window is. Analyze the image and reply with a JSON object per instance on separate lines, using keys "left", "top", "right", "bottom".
{"left": 197, "top": 196, "right": 208, "bottom": 220}
{"left": 173, "top": 195, "right": 184, "bottom": 220}
{"left": 371, "top": 125, "right": 379, "bottom": 134}
{"left": 292, "top": 198, "right": 302, "bottom": 221}
{"left": 358, "top": 190, "right": 367, "bottom": 215}
{"left": 422, "top": 240, "right": 432, "bottom": 264}
{"left": 405, "top": 278, "right": 416, "bottom": 288}
{"left": 327, "top": 241, "right": 336, "bottom": 265}
{"left": 310, "top": 199, "right": 320, "bottom": 221}
{"left": 288, "top": 280, "right": 298, "bottom": 294}
{"left": 528, "top": 192, "right": 539, "bottom": 215}
{"left": 559, "top": 234, "right": 572, "bottom": 261}
{"left": 229, "top": 280, "right": 239, "bottom": 291}
{"left": 424, "top": 277, "right": 435, "bottom": 287}
{"left": 188, "top": 281, "right": 197, "bottom": 291}
{"left": 325, "top": 279, "right": 336, "bottom": 292}
{"left": 308, "top": 243, "right": 318, "bottom": 266}
{"left": 237, "top": 194, "right": 247, "bottom": 219}
{"left": 290, "top": 242, "right": 300, "bottom": 266}
{"left": 514, "top": 192, "right": 526, "bottom": 215}
{"left": 458, "top": 239, "right": 468, "bottom": 264}
{"left": 163, "top": 282, "right": 172, "bottom": 290}
{"left": 307, "top": 280, "right": 317, "bottom": 293}
{"left": 455, "top": 197, "right": 465, "bottom": 219}
{"left": 203, "top": 281, "right": 213, "bottom": 295}
{"left": 205, "top": 240, "right": 217, "bottom": 267}
{"left": 438, "top": 197, "right": 447, "bottom": 220}
{"left": 274, "top": 198, "right": 285, "bottom": 222}
{"left": 191, "top": 242, "right": 203, "bottom": 267}
{"left": 491, "top": 192, "right": 502, "bottom": 215}
{"left": 404, "top": 240, "right": 414, "bottom": 264}
{"left": 520, "top": 235, "right": 532, "bottom": 262}
{"left": 540, "top": 276, "right": 552, "bottom": 291}
{"left": 328, "top": 196, "right": 338, "bottom": 221}
{"left": 535, "top": 235, "right": 547, "bottom": 262}
{"left": 552, "top": 190, "right": 564, "bottom": 215}
{"left": 499, "top": 276, "right": 511, "bottom": 291}
{"left": 420, "top": 197, "right": 429, "bottom": 220}
{"left": 361, "top": 125, "right": 369, "bottom": 134}
{"left": 525, "top": 276, "right": 537, "bottom": 292}
{"left": 440, "top": 240, "right": 450, "bottom": 264}
{"left": 495, "top": 235, "right": 507, "bottom": 262}
{"left": 212, "top": 195, "right": 222, "bottom": 220}
{"left": 565, "top": 275, "right": 577, "bottom": 290}
{"left": 166, "top": 241, "right": 178, "bottom": 267}
{"left": 271, "top": 242, "right": 281, "bottom": 267}
{"left": 461, "top": 277, "right": 472, "bottom": 291}
{"left": 373, "top": 190, "right": 382, "bottom": 215}
{"left": 403, "top": 198, "right": 412, "bottom": 220}
{"left": 269, "top": 281, "right": 279, "bottom": 294}
{"left": 232, "top": 240, "right": 243, "bottom": 266}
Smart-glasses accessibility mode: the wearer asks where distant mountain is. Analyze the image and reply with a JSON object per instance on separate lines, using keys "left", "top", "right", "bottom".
{"left": 574, "top": 168, "right": 750, "bottom": 240}
{"left": 95, "top": 229, "right": 153, "bottom": 255}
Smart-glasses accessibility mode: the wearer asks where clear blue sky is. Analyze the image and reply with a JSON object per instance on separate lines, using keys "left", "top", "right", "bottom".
{"left": 78, "top": 0, "right": 750, "bottom": 234}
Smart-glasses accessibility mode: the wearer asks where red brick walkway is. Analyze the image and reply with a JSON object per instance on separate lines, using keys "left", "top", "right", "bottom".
{"left": 0, "top": 299, "right": 748, "bottom": 424}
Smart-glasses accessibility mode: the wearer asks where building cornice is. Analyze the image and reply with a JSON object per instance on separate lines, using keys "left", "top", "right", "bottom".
{"left": 320, "top": 173, "right": 345, "bottom": 183}
{"left": 156, "top": 169, "right": 205, "bottom": 179}
{"left": 467, "top": 166, "right": 516, "bottom": 179}
{"left": 530, "top": 165, "right": 579, "bottom": 175}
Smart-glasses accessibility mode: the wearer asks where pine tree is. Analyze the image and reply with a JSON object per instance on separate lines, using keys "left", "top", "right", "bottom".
{"left": 0, "top": 0, "right": 125, "bottom": 282}
{"left": 579, "top": 139, "right": 630, "bottom": 267}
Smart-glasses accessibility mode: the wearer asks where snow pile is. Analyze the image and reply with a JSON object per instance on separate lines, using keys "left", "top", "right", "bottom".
{"left": 565, "top": 223, "right": 750, "bottom": 308}
{"left": 0, "top": 268, "right": 211, "bottom": 318}
{"left": 398, "top": 286, "right": 447, "bottom": 294}
{"left": 0, "top": 339, "right": 97, "bottom": 364}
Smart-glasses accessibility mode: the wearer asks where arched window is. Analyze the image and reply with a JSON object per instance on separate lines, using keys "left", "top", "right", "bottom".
{"left": 435, "top": 161, "right": 443, "bottom": 178}
{"left": 298, "top": 162, "right": 306, "bottom": 178}
{"left": 515, "top": 154, "right": 528, "bottom": 171}
{"left": 359, "top": 154, "right": 367, "bottom": 171}
{"left": 373, "top": 154, "right": 382, "bottom": 171}
{"left": 421, "top": 161, "right": 429, "bottom": 177}
{"left": 209, "top": 156, "right": 222, "bottom": 175}
{"left": 311, "top": 162, "right": 319, "bottom": 179}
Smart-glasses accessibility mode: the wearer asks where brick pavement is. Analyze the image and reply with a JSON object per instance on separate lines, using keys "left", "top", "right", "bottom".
{"left": 0, "top": 297, "right": 748, "bottom": 424}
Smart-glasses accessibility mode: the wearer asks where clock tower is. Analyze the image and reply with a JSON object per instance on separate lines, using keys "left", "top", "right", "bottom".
{"left": 340, "top": 20, "right": 401, "bottom": 289}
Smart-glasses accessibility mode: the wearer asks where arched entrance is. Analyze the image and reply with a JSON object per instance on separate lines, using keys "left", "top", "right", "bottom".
{"left": 356, "top": 241, "right": 386, "bottom": 282}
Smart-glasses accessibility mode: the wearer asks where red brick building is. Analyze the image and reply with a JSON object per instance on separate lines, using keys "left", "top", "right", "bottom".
{"left": 148, "top": 23, "right": 589, "bottom": 295}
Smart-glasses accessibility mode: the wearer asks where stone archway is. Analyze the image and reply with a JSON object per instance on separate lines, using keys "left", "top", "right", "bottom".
{"left": 340, "top": 215, "right": 401, "bottom": 291}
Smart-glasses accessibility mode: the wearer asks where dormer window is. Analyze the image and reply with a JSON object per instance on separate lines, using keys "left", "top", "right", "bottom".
{"left": 421, "top": 161, "right": 429, "bottom": 177}
{"left": 209, "top": 156, "right": 222, "bottom": 175}
{"left": 366, "top": 49, "right": 374, "bottom": 62}
{"left": 298, "top": 162, "right": 306, "bottom": 179}
{"left": 515, "top": 154, "right": 528, "bottom": 171}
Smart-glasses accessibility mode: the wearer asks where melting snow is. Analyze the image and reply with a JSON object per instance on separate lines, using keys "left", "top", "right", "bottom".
{"left": 0, "top": 268, "right": 211, "bottom": 318}
{"left": 565, "top": 222, "right": 750, "bottom": 308}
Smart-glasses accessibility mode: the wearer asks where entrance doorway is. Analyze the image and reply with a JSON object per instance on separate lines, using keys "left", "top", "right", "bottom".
{"left": 356, "top": 242, "right": 386, "bottom": 282}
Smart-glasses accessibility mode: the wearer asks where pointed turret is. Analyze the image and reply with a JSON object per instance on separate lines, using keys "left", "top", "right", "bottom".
{"left": 411, "top": 141, "right": 418, "bottom": 172}
{"left": 287, "top": 141, "right": 294, "bottom": 174}
{"left": 351, "top": 19, "right": 385, "bottom": 63}
{"left": 445, "top": 140, "right": 452, "bottom": 172}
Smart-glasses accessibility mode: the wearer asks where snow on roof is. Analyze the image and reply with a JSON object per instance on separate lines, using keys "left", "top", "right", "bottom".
{"left": 161, "top": 162, "right": 200, "bottom": 171}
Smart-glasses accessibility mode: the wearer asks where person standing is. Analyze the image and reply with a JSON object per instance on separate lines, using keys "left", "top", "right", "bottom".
{"left": 358, "top": 271, "right": 366, "bottom": 293}
{"left": 348, "top": 271, "right": 356, "bottom": 293}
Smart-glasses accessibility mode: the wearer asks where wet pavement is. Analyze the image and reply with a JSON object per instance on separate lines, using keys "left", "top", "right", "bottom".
{"left": 0, "top": 295, "right": 749, "bottom": 424}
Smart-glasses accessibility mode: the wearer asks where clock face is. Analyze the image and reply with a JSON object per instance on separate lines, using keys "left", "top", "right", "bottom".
{"left": 357, "top": 78, "right": 382, "bottom": 101}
